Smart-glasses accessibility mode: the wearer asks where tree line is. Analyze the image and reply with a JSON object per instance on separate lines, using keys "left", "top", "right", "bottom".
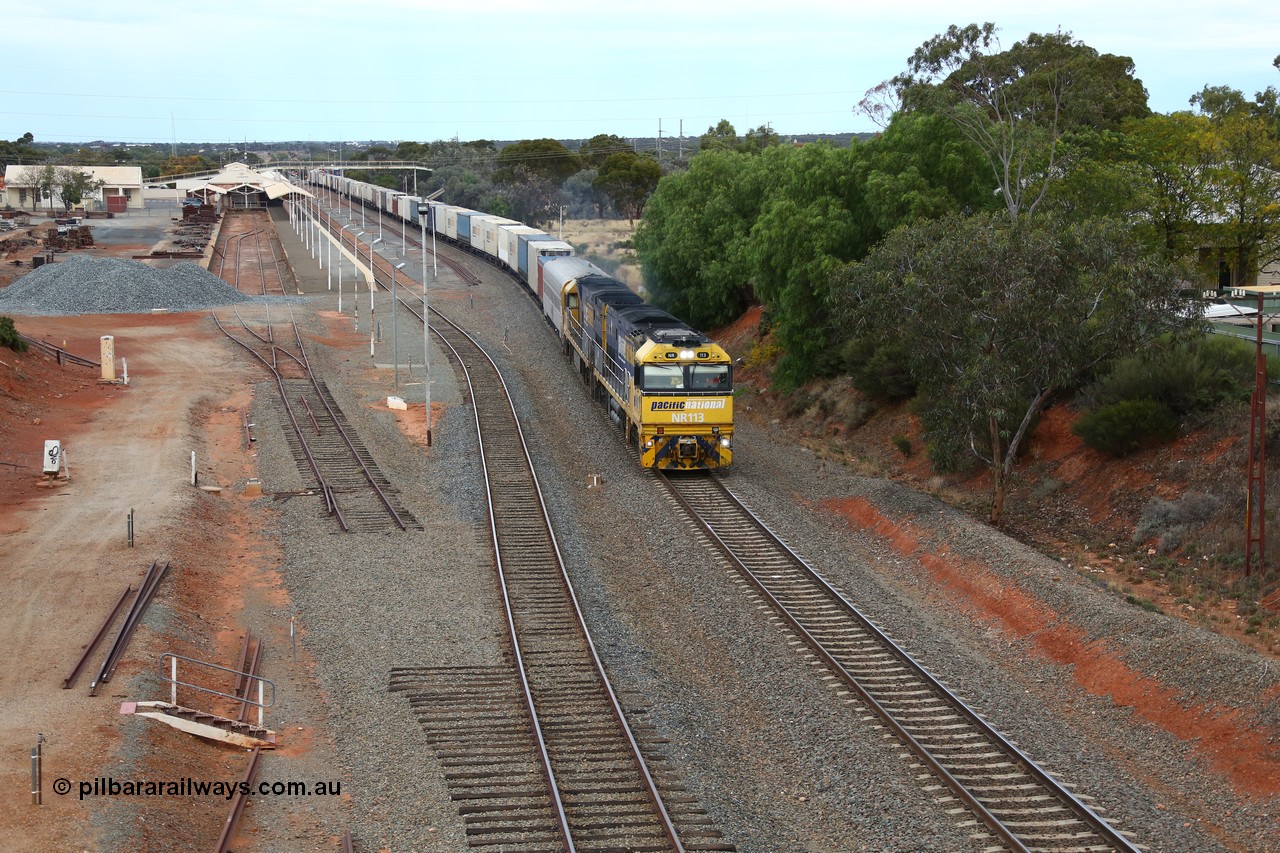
{"left": 634, "top": 24, "right": 1280, "bottom": 524}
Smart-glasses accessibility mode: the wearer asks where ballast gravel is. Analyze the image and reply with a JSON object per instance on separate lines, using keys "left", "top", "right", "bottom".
{"left": 0, "top": 255, "right": 278, "bottom": 315}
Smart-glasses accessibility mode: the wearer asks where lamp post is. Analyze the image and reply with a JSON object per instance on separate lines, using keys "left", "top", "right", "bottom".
{"left": 369, "top": 236, "right": 382, "bottom": 356}
{"left": 351, "top": 230, "right": 366, "bottom": 319}
{"left": 391, "top": 262, "right": 406, "bottom": 388}
{"left": 418, "top": 210, "right": 432, "bottom": 447}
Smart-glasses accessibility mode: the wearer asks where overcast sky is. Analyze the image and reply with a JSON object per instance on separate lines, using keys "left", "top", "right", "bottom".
{"left": 3, "top": 0, "right": 1277, "bottom": 146}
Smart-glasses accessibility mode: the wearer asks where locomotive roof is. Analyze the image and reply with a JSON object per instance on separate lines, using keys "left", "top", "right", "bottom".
{"left": 578, "top": 273, "right": 710, "bottom": 346}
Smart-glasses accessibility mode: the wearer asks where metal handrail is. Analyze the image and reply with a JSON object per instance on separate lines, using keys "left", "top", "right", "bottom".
{"left": 159, "top": 653, "right": 275, "bottom": 728}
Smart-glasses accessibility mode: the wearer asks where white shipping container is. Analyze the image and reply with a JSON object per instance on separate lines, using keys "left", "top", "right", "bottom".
{"left": 527, "top": 240, "right": 574, "bottom": 293}
{"left": 498, "top": 225, "right": 543, "bottom": 273}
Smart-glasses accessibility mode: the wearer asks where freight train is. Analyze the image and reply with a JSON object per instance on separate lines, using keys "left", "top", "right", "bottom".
{"left": 306, "top": 170, "right": 733, "bottom": 470}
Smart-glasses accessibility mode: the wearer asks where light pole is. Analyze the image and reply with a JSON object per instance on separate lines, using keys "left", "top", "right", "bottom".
{"left": 418, "top": 210, "right": 432, "bottom": 447}
{"left": 351, "top": 230, "right": 365, "bottom": 319}
{"left": 369, "top": 236, "right": 382, "bottom": 356}
{"left": 391, "top": 262, "right": 406, "bottom": 388}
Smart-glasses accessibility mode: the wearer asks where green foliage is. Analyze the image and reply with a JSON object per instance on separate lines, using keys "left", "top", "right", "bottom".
{"left": 886, "top": 23, "right": 1149, "bottom": 224}
{"left": 841, "top": 337, "right": 917, "bottom": 401}
{"left": 579, "top": 134, "right": 632, "bottom": 168}
{"left": 495, "top": 139, "right": 581, "bottom": 186}
{"left": 634, "top": 148, "right": 762, "bottom": 330}
{"left": 0, "top": 132, "right": 40, "bottom": 170}
{"left": 891, "top": 434, "right": 913, "bottom": 456}
{"left": 1071, "top": 399, "right": 1179, "bottom": 456}
{"left": 0, "top": 316, "right": 27, "bottom": 352}
{"left": 594, "top": 152, "right": 661, "bottom": 223}
{"left": 835, "top": 211, "right": 1193, "bottom": 521}
{"left": 55, "top": 167, "right": 105, "bottom": 210}
{"left": 1084, "top": 335, "right": 1267, "bottom": 416}
{"left": 1125, "top": 594, "right": 1163, "bottom": 613}
{"left": 698, "top": 120, "right": 740, "bottom": 153}
{"left": 748, "top": 143, "right": 875, "bottom": 387}
{"left": 856, "top": 111, "right": 997, "bottom": 230}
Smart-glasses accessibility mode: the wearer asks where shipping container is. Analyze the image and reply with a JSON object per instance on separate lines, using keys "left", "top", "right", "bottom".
{"left": 498, "top": 225, "right": 542, "bottom": 273}
{"left": 526, "top": 240, "right": 574, "bottom": 292}
{"left": 473, "top": 216, "right": 519, "bottom": 258}
{"left": 518, "top": 232, "right": 557, "bottom": 280}
{"left": 455, "top": 209, "right": 484, "bottom": 244}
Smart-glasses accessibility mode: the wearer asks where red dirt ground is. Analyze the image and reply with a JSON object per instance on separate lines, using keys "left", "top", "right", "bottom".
{"left": 824, "top": 495, "right": 1280, "bottom": 803}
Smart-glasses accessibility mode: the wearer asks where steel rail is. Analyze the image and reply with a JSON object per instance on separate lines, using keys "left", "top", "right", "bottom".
{"left": 214, "top": 746, "right": 262, "bottom": 853}
{"left": 252, "top": 228, "right": 267, "bottom": 296}
{"left": 212, "top": 310, "right": 349, "bottom": 531}
{"left": 63, "top": 585, "right": 132, "bottom": 689}
{"left": 423, "top": 301, "right": 685, "bottom": 852}
{"left": 662, "top": 472, "right": 1138, "bottom": 853}
{"left": 18, "top": 333, "right": 100, "bottom": 367}
{"left": 288, "top": 311, "right": 409, "bottom": 531}
{"left": 89, "top": 561, "right": 170, "bottom": 695}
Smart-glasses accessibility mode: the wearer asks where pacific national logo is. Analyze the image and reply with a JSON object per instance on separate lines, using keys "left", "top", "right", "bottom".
{"left": 650, "top": 399, "right": 726, "bottom": 411}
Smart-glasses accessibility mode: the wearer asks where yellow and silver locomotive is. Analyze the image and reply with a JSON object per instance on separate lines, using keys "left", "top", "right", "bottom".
{"left": 551, "top": 266, "right": 733, "bottom": 470}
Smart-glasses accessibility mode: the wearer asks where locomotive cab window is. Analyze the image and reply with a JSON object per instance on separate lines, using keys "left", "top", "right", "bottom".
{"left": 642, "top": 363, "right": 685, "bottom": 390}
{"left": 689, "top": 364, "right": 730, "bottom": 392}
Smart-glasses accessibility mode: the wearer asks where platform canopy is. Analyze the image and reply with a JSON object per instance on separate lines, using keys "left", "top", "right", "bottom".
{"left": 172, "top": 162, "right": 311, "bottom": 201}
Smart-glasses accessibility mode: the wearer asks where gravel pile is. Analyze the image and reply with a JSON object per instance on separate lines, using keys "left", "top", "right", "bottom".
{"left": 0, "top": 256, "right": 253, "bottom": 315}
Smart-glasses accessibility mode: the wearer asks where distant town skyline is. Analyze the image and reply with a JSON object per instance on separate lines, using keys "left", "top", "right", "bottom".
{"left": 3, "top": 1, "right": 1277, "bottom": 145}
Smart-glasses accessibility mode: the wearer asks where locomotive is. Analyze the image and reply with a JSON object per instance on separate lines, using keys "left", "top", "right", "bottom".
{"left": 307, "top": 170, "right": 733, "bottom": 470}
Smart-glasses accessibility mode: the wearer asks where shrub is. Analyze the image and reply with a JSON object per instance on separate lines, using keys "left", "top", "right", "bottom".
{"left": 891, "top": 434, "right": 913, "bottom": 456}
{"left": 842, "top": 337, "right": 916, "bottom": 401}
{"left": 1085, "top": 334, "right": 1271, "bottom": 416}
{"left": 1072, "top": 398, "right": 1179, "bottom": 456}
{"left": 0, "top": 316, "right": 26, "bottom": 353}
{"left": 1133, "top": 491, "right": 1223, "bottom": 550}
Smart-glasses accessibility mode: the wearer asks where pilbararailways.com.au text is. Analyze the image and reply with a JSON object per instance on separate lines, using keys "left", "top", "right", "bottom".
{"left": 54, "top": 776, "right": 342, "bottom": 801}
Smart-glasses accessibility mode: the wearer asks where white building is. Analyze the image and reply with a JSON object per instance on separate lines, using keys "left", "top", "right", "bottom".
{"left": 2, "top": 165, "right": 144, "bottom": 212}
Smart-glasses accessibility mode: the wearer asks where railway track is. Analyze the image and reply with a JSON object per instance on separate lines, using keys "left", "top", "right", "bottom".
{"left": 214, "top": 212, "right": 290, "bottom": 296}
{"left": 213, "top": 307, "right": 419, "bottom": 533}
{"left": 384, "top": 295, "right": 729, "bottom": 851}
{"left": 660, "top": 472, "right": 1138, "bottom": 853}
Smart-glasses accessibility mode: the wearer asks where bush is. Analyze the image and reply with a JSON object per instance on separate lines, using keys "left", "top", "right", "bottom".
{"left": 1133, "top": 491, "right": 1223, "bottom": 550}
{"left": 891, "top": 434, "right": 913, "bottom": 456}
{"left": 1072, "top": 398, "right": 1179, "bottom": 456}
{"left": 842, "top": 337, "right": 916, "bottom": 401}
{"left": 0, "top": 316, "right": 27, "bottom": 353}
{"left": 1085, "top": 334, "right": 1271, "bottom": 416}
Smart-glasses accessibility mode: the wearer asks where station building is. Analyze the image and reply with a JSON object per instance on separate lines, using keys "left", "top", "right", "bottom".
{"left": 2, "top": 165, "right": 145, "bottom": 212}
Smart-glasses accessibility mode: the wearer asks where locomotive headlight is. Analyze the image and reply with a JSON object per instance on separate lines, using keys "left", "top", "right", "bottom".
{"left": 644, "top": 439, "right": 654, "bottom": 449}
{"left": 679, "top": 349, "right": 695, "bottom": 360}
{"left": 720, "top": 436, "right": 731, "bottom": 448}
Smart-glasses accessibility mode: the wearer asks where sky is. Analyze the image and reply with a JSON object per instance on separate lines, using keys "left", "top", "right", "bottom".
{"left": 2, "top": 0, "right": 1277, "bottom": 146}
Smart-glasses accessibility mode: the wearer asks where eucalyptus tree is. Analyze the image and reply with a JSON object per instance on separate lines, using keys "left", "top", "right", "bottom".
{"left": 835, "top": 212, "right": 1194, "bottom": 525}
